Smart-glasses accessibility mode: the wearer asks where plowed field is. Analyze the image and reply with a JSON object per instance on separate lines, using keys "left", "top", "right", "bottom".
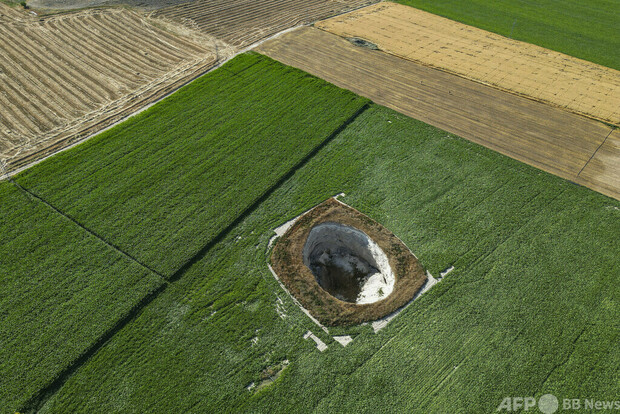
{"left": 0, "top": 5, "right": 225, "bottom": 172}
{"left": 153, "top": 0, "right": 376, "bottom": 48}
{"left": 316, "top": 2, "right": 620, "bottom": 126}
{"left": 256, "top": 27, "right": 619, "bottom": 201}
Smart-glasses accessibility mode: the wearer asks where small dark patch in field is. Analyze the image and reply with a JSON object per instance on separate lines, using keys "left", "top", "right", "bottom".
{"left": 348, "top": 37, "right": 379, "bottom": 50}
{"left": 247, "top": 360, "right": 289, "bottom": 392}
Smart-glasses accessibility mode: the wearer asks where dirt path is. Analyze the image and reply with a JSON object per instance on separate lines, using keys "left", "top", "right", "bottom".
{"left": 256, "top": 27, "right": 619, "bottom": 201}
{"left": 0, "top": 4, "right": 231, "bottom": 172}
{"left": 316, "top": 2, "right": 620, "bottom": 126}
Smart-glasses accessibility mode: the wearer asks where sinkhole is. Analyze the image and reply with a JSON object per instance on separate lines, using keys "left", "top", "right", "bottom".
{"left": 269, "top": 197, "right": 427, "bottom": 326}
{"left": 303, "top": 223, "right": 394, "bottom": 304}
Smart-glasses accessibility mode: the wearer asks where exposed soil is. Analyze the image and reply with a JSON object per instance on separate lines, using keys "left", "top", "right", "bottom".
{"left": 348, "top": 37, "right": 378, "bottom": 50}
{"left": 316, "top": 2, "right": 620, "bottom": 126}
{"left": 246, "top": 359, "right": 290, "bottom": 392}
{"left": 270, "top": 198, "right": 427, "bottom": 326}
{"left": 256, "top": 27, "right": 619, "bottom": 201}
{"left": 0, "top": 4, "right": 230, "bottom": 172}
{"left": 577, "top": 129, "right": 620, "bottom": 199}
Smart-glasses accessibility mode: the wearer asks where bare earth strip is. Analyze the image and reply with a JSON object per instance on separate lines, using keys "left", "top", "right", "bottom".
{"left": 0, "top": 5, "right": 229, "bottom": 172}
{"left": 577, "top": 129, "right": 620, "bottom": 200}
{"left": 316, "top": 2, "right": 620, "bottom": 126}
{"left": 153, "top": 0, "right": 377, "bottom": 49}
{"left": 255, "top": 27, "right": 619, "bottom": 201}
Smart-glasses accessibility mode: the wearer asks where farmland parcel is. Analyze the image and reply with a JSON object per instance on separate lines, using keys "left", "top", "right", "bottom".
{"left": 0, "top": 4, "right": 222, "bottom": 172}
{"left": 4, "top": 54, "right": 616, "bottom": 413}
{"left": 256, "top": 27, "right": 619, "bottom": 201}
{"left": 316, "top": 2, "right": 620, "bottom": 126}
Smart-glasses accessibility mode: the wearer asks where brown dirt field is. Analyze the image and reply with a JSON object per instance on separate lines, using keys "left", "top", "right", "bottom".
{"left": 152, "top": 0, "right": 377, "bottom": 49}
{"left": 316, "top": 2, "right": 620, "bottom": 127}
{"left": 0, "top": 5, "right": 230, "bottom": 173}
{"left": 576, "top": 129, "right": 620, "bottom": 199}
{"left": 271, "top": 198, "right": 426, "bottom": 326}
{"left": 255, "top": 27, "right": 619, "bottom": 201}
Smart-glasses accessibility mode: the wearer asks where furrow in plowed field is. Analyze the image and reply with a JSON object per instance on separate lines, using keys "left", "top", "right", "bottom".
{"left": 316, "top": 2, "right": 620, "bottom": 126}
{"left": 153, "top": 0, "right": 376, "bottom": 48}
{"left": 0, "top": 5, "right": 223, "bottom": 172}
{"left": 0, "top": 25, "right": 101, "bottom": 111}
{"left": 0, "top": 27, "right": 79, "bottom": 119}
{"left": 0, "top": 4, "right": 24, "bottom": 21}
{"left": 256, "top": 27, "right": 619, "bottom": 201}
{"left": 48, "top": 18, "right": 143, "bottom": 89}
{"left": 28, "top": 28, "right": 116, "bottom": 97}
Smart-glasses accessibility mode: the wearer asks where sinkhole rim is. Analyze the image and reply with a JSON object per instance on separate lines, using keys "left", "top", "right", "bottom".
{"left": 270, "top": 198, "right": 427, "bottom": 326}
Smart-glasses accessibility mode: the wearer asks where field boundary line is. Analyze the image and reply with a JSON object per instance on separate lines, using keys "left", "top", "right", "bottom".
{"left": 8, "top": 180, "right": 167, "bottom": 279}
{"left": 20, "top": 283, "right": 167, "bottom": 413}
{"left": 577, "top": 127, "right": 615, "bottom": 177}
{"left": 18, "top": 102, "right": 370, "bottom": 413}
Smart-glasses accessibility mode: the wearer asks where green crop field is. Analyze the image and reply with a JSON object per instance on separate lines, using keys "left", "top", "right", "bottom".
{"left": 3, "top": 53, "right": 369, "bottom": 414}
{"left": 0, "top": 183, "right": 164, "bottom": 412}
{"left": 16, "top": 53, "right": 368, "bottom": 279}
{"left": 5, "top": 54, "right": 616, "bottom": 413}
{"left": 393, "top": 0, "right": 620, "bottom": 70}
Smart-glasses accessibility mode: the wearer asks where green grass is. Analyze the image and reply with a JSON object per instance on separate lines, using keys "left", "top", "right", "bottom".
{"left": 392, "top": 0, "right": 620, "bottom": 70}
{"left": 0, "top": 182, "right": 164, "bottom": 413}
{"left": 16, "top": 53, "right": 369, "bottom": 278}
{"left": 31, "top": 103, "right": 619, "bottom": 413}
